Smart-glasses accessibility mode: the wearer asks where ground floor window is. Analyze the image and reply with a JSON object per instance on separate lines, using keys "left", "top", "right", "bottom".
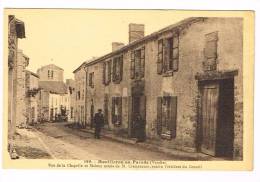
{"left": 112, "top": 97, "right": 122, "bottom": 126}
{"left": 70, "top": 107, "right": 73, "bottom": 119}
{"left": 104, "top": 94, "right": 109, "bottom": 125}
{"left": 157, "top": 96, "right": 177, "bottom": 139}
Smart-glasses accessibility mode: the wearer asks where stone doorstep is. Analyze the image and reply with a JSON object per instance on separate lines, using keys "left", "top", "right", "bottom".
{"left": 78, "top": 127, "right": 218, "bottom": 161}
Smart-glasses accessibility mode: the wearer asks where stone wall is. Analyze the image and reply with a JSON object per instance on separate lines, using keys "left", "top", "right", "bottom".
{"left": 15, "top": 50, "right": 29, "bottom": 127}
{"left": 37, "top": 64, "right": 64, "bottom": 82}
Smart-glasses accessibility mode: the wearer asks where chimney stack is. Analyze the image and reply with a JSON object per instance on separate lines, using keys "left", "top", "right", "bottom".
{"left": 112, "top": 42, "right": 125, "bottom": 52}
{"left": 129, "top": 23, "right": 145, "bottom": 43}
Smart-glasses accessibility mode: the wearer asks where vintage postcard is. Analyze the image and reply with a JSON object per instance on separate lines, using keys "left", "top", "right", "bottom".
{"left": 3, "top": 9, "right": 254, "bottom": 170}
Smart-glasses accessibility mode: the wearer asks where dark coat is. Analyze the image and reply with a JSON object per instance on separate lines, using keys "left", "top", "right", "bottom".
{"left": 94, "top": 113, "right": 104, "bottom": 128}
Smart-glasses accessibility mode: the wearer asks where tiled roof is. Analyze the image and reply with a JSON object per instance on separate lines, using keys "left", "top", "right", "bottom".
{"left": 39, "top": 81, "right": 67, "bottom": 94}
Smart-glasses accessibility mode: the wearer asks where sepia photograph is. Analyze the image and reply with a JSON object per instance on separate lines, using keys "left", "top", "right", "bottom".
{"left": 3, "top": 9, "right": 254, "bottom": 170}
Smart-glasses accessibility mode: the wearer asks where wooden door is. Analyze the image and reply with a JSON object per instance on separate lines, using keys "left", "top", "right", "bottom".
{"left": 201, "top": 83, "right": 219, "bottom": 156}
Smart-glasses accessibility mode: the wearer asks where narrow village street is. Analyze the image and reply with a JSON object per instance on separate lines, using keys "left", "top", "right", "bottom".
{"left": 16, "top": 122, "right": 176, "bottom": 160}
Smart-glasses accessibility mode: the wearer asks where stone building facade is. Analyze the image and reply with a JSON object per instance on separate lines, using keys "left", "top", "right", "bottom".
{"left": 25, "top": 70, "right": 40, "bottom": 125}
{"left": 8, "top": 15, "right": 26, "bottom": 158}
{"left": 37, "top": 64, "right": 64, "bottom": 82}
{"left": 66, "top": 79, "right": 76, "bottom": 123}
{"left": 38, "top": 64, "right": 70, "bottom": 121}
{"left": 73, "top": 58, "right": 95, "bottom": 127}
{"left": 15, "top": 50, "right": 29, "bottom": 127}
{"left": 74, "top": 17, "right": 243, "bottom": 160}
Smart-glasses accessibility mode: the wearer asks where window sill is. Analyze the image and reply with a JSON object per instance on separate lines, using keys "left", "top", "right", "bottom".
{"left": 162, "top": 71, "right": 173, "bottom": 77}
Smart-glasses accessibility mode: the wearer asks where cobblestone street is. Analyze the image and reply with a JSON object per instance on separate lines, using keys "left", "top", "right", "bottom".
{"left": 16, "top": 122, "right": 177, "bottom": 160}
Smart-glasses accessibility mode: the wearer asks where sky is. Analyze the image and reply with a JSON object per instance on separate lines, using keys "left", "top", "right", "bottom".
{"left": 5, "top": 9, "right": 192, "bottom": 80}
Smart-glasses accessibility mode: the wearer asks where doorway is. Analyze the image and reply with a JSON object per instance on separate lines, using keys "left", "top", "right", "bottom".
{"left": 131, "top": 95, "right": 146, "bottom": 138}
{"left": 199, "top": 78, "right": 234, "bottom": 158}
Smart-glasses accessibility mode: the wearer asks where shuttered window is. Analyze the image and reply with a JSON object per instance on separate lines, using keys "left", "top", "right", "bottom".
{"left": 130, "top": 51, "right": 135, "bottom": 79}
{"left": 103, "top": 60, "right": 112, "bottom": 85}
{"left": 89, "top": 72, "right": 94, "bottom": 88}
{"left": 140, "top": 47, "right": 145, "bottom": 78}
{"left": 157, "top": 34, "right": 179, "bottom": 75}
{"left": 203, "top": 32, "right": 218, "bottom": 71}
{"left": 157, "top": 96, "right": 177, "bottom": 138}
{"left": 157, "top": 40, "right": 163, "bottom": 74}
{"left": 131, "top": 46, "right": 145, "bottom": 79}
{"left": 104, "top": 94, "right": 109, "bottom": 125}
{"left": 172, "top": 34, "right": 179, "bottom": 71}
{"left": 112, "top": 97, "right": 122, "bottom": 126}
{"left": 112, "top": 55, "right": 123, "bottom": 83}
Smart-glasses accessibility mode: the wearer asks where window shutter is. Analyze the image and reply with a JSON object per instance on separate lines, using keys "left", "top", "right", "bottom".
{"left": 157, "top": 40, "right": 163, "bottom": 74}
{"left": 111, "top": 97, "right": 115, "bottom": 124}
{"left": 108, "top": 60, "right": 111, "bottom": 83}
{"left": 130, "top": 51, "right": 135, "bottom": 79}
{"left": 203, "top": 32, "right": 218, "bottom": 71}
{"left": 103, "top": 62, "right": 106, "bottom": 85}
{"left": 112, "top": 58, "right": 116, "bottom": 82}
{"left": 119, "top": 55, "right": 123, "bottom": 82}
{"left": 140, "top": 47, "right": 145, "bottom": 78}
{"left": 128, "top": 96, "right": 133, "bottom": 137}
{"left": 118, "top": 97, "right": 122, "bottom": 125}
{"left": 173, "top": 35, "right": 179, "bottom": 71}
{"left": 157, "top": 97, "right": 162, "bottom": 135}
{"left": 169, "top": 96, "right": 177, "bottom": 138}
{"left": 204, "top": 41, "right": 217, "bottom": 59}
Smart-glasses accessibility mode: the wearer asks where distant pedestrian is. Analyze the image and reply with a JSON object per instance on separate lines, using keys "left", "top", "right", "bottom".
{"left": 135, "top": 114, "right": 146, "bottom": 143}
{"left": 94, "top": 109, "right": 104, "bottom": 139}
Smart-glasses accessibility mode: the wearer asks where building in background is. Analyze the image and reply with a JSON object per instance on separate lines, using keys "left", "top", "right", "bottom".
{"left": 8, "top": 15, "right": 26, "bottom": 159}
{"left": 75, "top": 18, "right": 243, "bottom": 160}
{"left": 37, "top": 64, "right": 64, "bottom": 82}
{"left": 25, "top": 70, "right": 40, "bottom": 125}
{"left": 73, "top": 61, "right": 87, "bottom": 127}
{"left": 66, "top": 79, "right": 76, "bottom": 123}
{"left": 37, "top": 64, "right": 70, "bottom": 122}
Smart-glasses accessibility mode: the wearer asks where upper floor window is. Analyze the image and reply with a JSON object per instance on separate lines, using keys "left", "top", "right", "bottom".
{"left": 157, "top": 34, "right": 179, "bottom": 76}
{"left": 48, "top": 70, "right": 54, "bottom": 79}
{"left": 203, "top": 31, "right": 218, "bottom": 71}
{"left": 130, "top": 47, "right": 145, "bottom": 79}
{"left": 112, "top": 55, "right": 123, "bottom": 83}
{"left": 89, "top": 72, "right": 94, "bottom": 88}
{"left": 103, "top": 60, "right": 112, "bottom": 85}
{"left": 77, "top": 91, "right": 80, "bottom": 100}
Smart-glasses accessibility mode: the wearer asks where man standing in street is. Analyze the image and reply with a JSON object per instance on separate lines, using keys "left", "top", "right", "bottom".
{"left": 94, "top": 109, "right": 104, "bottom": 139}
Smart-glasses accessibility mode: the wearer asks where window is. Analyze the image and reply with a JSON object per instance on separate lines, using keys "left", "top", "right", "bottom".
{"left": 71, "top": 107, "right": 73, "bottom": 119}
{"left": 130, "top": 47, "right": 145, "bottom": 79}
{"left": 48, "top": 70, "right": 50, "bottom": 78}
{"left": 77, "top": 91, "right": 80, "bottom": 100}
{"left": 89, "top": 72, "right": 94, "bottom": 88}
{"left": 111, "top": 97, "right": 122, "bottom": 126}
{"left": 82, "top": 89, "right": 84, "bottom": 100}
{"left": 103, "top": 60, "right": 112, "bottom": 85}
{"left": 203, "top": 31, "right": 218, "bottom": 71}
{"left": 48, "top": 70, "right": 54, "bottom": 79}
{"left": 157, "top": 96, "right": 177, "bottom": 139}
{"left": 112, "top": 55, "right": 123, "bottom": 83}
{"left": 103, "top": 94, "right": 109, "bottom": 125}
{"left": 157, "top": 34, "right": 179, "bottom": 75}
